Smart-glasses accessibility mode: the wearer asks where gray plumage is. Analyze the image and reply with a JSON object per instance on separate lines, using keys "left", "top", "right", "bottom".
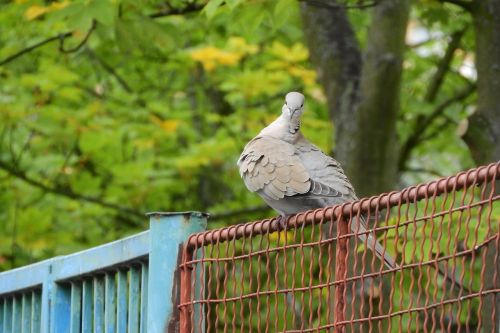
{"left": 238, "top": 92, "right": 396, "bottom": 269}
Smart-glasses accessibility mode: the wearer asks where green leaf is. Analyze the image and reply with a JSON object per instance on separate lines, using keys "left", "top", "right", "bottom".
{"left": 50, "top": 2, "right": 94, "bottom": 31}
{"left": 141, "top": 19, "right": 175, "bottom": 50}
{"left": 226, "top": 0, "right": 243, "bottom": 10}
{"left": 114, "top": 16, "right": 174, "bottom": 54}
{"left": 231, "top": 2, "right": 266, "bottom": 35}
{"left": 203, "top": 0, "right": 224, "bottom": 19}
{"left": 273, "top": 0, "right": 294, "bottom": 28}
{"left": 114, "top": 18, "right": 137, "bottom": 54}
{"left": 87, "top": 0, "right": 115, "bottom": 26}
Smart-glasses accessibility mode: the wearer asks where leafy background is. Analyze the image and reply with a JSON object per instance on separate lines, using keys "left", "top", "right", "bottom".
{"left": 0, "top": 0, "right": 495, "bottom": 273}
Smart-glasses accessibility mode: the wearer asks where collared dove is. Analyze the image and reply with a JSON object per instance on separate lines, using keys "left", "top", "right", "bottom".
{"left": 237, "top": 91, "right": 396, "bottom": 269}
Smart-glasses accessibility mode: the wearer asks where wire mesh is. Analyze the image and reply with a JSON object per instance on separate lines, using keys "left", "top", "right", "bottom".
{"left": 179, "top": 162, "right": 500, "bottom": 332}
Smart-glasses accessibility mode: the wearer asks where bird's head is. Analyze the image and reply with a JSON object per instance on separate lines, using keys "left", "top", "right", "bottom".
{"left": 283, "top": 92, "right": 305, "bottom": 118}
{"left": 282, "top": 91, "right": 305, "bottom": 134}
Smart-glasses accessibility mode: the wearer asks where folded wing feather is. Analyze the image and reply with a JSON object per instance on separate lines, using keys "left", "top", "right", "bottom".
{"left": 238, "top": 136, "right": 311, "bottom": 200}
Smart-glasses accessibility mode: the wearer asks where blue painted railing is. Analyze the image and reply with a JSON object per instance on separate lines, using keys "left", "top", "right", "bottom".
{"left": 0, "top": 212, "right": 207, "bottom": 333}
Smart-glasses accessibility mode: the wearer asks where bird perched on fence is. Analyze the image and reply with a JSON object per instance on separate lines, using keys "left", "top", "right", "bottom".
{"left": 237, "top": 91, "right": 396, "bottom": 269}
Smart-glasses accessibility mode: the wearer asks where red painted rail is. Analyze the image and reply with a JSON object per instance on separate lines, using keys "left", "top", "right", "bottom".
{"left": 179, "top": 162, "right": 500, "bottom": 332}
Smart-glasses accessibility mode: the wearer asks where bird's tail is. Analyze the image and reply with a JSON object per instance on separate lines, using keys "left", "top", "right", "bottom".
{"left": 351, "top": 216, "right": 397, "bottom": 269}
{"left": 350, "top": 216, "right": 469, "bottom": 292}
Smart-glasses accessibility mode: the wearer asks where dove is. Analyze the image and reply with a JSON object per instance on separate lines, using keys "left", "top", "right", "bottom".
{"left": 237, "top": 91, "right": 396, "bottom": 269}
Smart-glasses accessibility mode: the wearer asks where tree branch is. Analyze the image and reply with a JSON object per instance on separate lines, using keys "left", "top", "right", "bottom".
{"left": 12, "top": 131, "right": 34, "bottom": 167}
{"left": 0, "top": 32, "right": 72, "bottom": 66}
{"left": 0, "top": 3, "right": 204, "bottom": 66}
{"left": 398, "top": 83, "right": 476, "bottom": 171}
{"left": 421, "top": 84, "right": 475, "bottom": 132}
{"left": 0, "top": 159, "right": 143, "bottom": 222}
{"left": 148, "top": 2, "right": 205, "bottom": 18}
{"left": 425, "top": 26, "right": 468, "bottom": 102}
{"left": 419, "top": 114, "right": 457, "bottom": 142}
{"left": 86, "top": 48, "right": 134, "bottom": 93}
{"left": 59, "top": 20, "right": 97, "bottom": 54}
{"left": 407, "top": 38, "right": 438, "bottom": 49}
{"left": 53, "top": 140, "right": 78, "bottom": 185}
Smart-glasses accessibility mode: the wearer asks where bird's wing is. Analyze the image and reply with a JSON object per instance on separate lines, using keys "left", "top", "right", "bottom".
{"left": 238, "top": 136, "right": 397, "bottom": 269}
{"left": 237, "top": 136, "right": 313, "bottom": 200}
{"left": 238, "top": 136, "right": 344, "bottom": 200}
{"left": 295, "top": 138, "right": 357, "bottom": 200}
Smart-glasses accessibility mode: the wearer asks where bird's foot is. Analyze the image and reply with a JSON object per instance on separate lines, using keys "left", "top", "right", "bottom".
{"left": 276, "top": 215, "right": 288, "bottom": 231}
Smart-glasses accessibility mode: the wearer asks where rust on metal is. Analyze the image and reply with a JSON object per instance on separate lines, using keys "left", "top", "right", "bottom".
{"left": 178, "top": 162, "right": 500, "bottom": 332}
{"left": 185, "top": 163, "right": 500, "bottom": 250}
{"left": 334, "top": 214, "right": 348, "bottom": 333}
{"left": 179, "top": 244, "right": 193, "bottom": 333}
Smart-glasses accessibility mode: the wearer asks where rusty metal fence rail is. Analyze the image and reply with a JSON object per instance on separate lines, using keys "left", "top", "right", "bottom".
{"left": 179, "top": 162, "right": 500, "bottom": 332}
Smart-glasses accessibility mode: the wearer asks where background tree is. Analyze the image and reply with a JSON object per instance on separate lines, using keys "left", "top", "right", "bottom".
{"left": 301, "top": 0, "right": 411, "bottom": 197}
{"left": 1, "top": 0, "right": 499, "bottom": 330}
{"left": 301, "top": 1, "right": 498, "bottom": 328}
{"left": 0, "top": 0, "right": 497, "bottom": 271}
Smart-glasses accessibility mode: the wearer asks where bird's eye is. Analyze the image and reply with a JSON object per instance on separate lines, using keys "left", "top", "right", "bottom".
{"left": 301, "top": 103, "right": 303, "bottom": 107}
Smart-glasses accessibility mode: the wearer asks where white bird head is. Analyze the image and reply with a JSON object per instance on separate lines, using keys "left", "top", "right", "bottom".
{"left": 258, "top": 91, "right": 306, "bottom": 140}
{"left": 283, "top": 92, "right": 305, "bottom": 119}
{"left": 281, "top": 91, "right": 305, "bottom": 134}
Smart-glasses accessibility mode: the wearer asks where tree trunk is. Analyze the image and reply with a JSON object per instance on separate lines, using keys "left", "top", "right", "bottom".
{"left": 300, "top": 1, "right": 362, "bottom": 183}
{"left": 465, "top": 0, "right": 500, "bottom": 166}
{"left": 470, "top": 1, "right": 500, "bottom": 331}
{"left": 301, "top": 1, "right": 409, "bottom": 198}
{"left": 301, "top": 2, "right": 410, "bottom": 331}
{"left": 352, "top": 0, "right": 410, "bottom": 197}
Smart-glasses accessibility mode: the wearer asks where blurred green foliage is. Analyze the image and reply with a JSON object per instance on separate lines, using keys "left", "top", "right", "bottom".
{"left": 0, "top": 0, "right": 481, "bottom": 271}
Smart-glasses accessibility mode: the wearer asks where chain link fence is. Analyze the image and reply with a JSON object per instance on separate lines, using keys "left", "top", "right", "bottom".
{"left": 179, "top": 162, "right": 500, "bottom": 332}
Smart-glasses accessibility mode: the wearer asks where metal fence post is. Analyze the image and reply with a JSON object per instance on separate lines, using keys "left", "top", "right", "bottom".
{"left": 50, "top": 280, "right": 71, "bottom": 333}
{"left": 146, "top": 212, "right": 207, "bottom": 333}
{"left": 40, "top": 262, "right": 54, "bottom": 333}
{"left": 334, "top": 215, "right": 348, "bottom": 333}
{"left": 179, "top": 245, "right": 193, "bottom": 333}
